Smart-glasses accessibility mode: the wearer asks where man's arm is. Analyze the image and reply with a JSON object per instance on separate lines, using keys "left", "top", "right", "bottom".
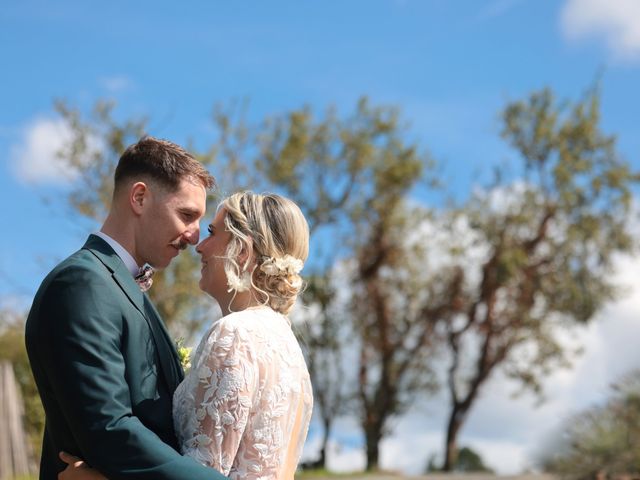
{"left": 36, "top": 266, "right": 226, "bottom": 480}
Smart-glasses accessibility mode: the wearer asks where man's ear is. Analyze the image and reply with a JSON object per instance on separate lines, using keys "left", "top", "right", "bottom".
{"left": 130, "top": 182, "right": 148, "bottom": 215}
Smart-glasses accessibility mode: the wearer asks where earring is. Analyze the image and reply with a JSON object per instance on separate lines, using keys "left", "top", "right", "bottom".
{"left": 226, "top": 267, "right": 252, "bottom": 293}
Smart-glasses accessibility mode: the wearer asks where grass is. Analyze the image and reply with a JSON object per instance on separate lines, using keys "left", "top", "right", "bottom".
{"left": 297, "top": 468, "right": 402, "bottom": 479}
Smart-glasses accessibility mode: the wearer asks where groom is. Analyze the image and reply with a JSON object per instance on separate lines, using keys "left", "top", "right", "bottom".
{"left": 25, "top": 137, "right": 226, "bottom": 480}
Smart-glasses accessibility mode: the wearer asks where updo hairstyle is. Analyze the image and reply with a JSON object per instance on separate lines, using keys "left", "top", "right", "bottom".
{"left": 221, "top": 192, "right": 309, "bottom": 315}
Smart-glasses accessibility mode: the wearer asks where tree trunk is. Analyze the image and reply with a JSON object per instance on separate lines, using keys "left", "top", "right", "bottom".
{"left": 319, "top": 415, "right": 330, "bottom": 468}
{"left": 365, "top": 424, "right": 382, "bottom": 471}
{"left": 442, "top": 403, "right": 464, "bottom": 471}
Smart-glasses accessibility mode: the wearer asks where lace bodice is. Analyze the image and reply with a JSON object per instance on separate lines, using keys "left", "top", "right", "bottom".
{"left": 173, "top": 307, "right": 313, "bottom": 480}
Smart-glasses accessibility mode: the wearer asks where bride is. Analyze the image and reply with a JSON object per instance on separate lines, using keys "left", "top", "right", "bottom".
{"left": 61, "top": 191, "right": 313, "bottom": 480}
{"left": 175, "top": 191, "right": 313, "bottom": 478}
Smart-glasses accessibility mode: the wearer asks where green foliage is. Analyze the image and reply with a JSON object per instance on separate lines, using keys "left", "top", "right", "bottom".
{"left": 490, "top": 86, "right": 638, "bottom": 383}
{"left": 0, "top": 309, "right": 44, "bottom": 461}
{"left": 439, "top": 86, "right": 640, "bottom": 470}
{"left": 258, "top": 97, "right": 437, "bottom": 470}
{"left": 427, "top": 446, "right": 494, "bottom": 473}
{"left": 54, "top": 100, "right": 147, "bottom": 222}
{"left": 454, "top": 447, "right": 495, "bottom": 473}
{"left": 540, "top": 369, "right": 640, "bottom": 478}
{"left": 256, "top": 97, "right": 433, "bottom": 238}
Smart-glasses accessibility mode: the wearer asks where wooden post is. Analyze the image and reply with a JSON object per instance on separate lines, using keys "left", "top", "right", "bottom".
{"left": 0, "top": 361, "right": 33, "bottom": 479}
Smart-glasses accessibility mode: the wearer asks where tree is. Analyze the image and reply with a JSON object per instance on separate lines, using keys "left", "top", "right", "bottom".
{"left": 0, "top": 308, "right": 44, "bottom": 461}
{"left": 297, "top": 273, "right": 351, "bottom": 469}
{"left": 539, "top": 369, "right": 640, "bottom": 478}
{"left": 248, "top": 98, "right": 441, "bottom": 470}
{"left": 352, "top": 200, "right": 451, "bottom": 470}
{"left": 430, "top": 87, "right": 640, "bottom": 470}
{"left": 454, "top": 446, "right": 494, "bottom": 473}
{"left": 426, "top": 445, "right": 493, "bottom": 473}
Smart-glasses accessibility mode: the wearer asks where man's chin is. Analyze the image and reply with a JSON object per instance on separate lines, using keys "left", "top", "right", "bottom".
{"left": 149, "top": 259, "right": 170, "bottom": 270}
{"left": 148, "top": 248, "right": 181, "bottom": 270}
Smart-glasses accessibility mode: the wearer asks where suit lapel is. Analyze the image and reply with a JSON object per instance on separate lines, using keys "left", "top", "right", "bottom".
{"left": 142, "top": 296, "right": 184, "bottom": 391}
{"left": 82, "top": 235, "right": 183, "bottom": 393}
{"left": 82, "top": 235, "right": 145, "bottom": 310}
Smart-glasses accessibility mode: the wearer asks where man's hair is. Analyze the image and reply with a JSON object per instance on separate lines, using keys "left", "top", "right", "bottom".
{"left": 114, "top": 136, "right": 215, "bottom": 193}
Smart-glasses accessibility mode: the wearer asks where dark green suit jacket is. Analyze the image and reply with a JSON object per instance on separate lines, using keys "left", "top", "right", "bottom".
{"left": 25, "top": 235, "right": 226, "bottom": 480}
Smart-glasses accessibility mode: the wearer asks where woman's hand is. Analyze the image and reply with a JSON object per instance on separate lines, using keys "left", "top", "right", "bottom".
{"left": 58, "top": 452, "right": 108, "bottom": 480}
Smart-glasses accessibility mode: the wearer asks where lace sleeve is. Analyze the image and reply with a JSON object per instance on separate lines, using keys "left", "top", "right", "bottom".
{"left": 182, "top": 320, "right": 256, "bottom": 475}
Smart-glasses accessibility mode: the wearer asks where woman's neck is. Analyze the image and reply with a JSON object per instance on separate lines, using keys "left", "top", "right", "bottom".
{"left": 220, "top": 290, "right": 264, "bottom": 317}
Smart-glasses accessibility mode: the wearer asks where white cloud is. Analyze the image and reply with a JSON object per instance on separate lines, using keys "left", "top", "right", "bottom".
{"left": 328, "top": 445, "right": 367, "bottom": 473}
{"left": 10, "top": 117, "right": 76, "bottom": 184}
{"left": 99, "top": 74, "right": 134, "bottom": 93}
{"left": 380, "top": 428, "right": 442, "bottom": 474}
{"left": 10, "top": 115, "right": 105, "bottom": 185}
{"left": 561, "top": 0, "right": 640, "bottom": 61}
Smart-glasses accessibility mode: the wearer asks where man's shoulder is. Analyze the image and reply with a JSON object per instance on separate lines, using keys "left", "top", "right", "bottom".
{"left": 32, "top": 242, "right": 116, "bottom": 304}
{"left": 48, "top": 247, "right": 108, "bottom": 280}
{"left": 26, "top": 244, "right": 119, "bottom": 332}
{"left": 48, "top": 234, "right": 118, "bottom": 275}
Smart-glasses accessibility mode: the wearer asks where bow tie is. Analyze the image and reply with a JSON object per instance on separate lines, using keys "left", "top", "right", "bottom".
{"left": 135, "top": 265, "right": 154, "bottom": 292}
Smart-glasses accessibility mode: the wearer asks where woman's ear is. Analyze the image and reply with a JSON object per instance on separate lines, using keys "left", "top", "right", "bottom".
{"left": 238, "top": 240, "right": 255, "bottom": 271}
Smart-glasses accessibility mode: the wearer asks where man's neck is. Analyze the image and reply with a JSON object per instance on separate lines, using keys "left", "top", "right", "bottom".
{"left": 100, "top": 214, "right": 141, "bottom": 267}
{"left": 95, "top": 231, "right": 141, "bottom": 276}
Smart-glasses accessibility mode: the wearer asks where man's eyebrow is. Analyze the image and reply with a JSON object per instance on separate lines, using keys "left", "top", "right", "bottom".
{"left": 181, "top": 207, "right": 201, "bottom": 216}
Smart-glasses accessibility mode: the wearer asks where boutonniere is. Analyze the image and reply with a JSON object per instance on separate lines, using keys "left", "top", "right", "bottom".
{"left": 175, "top": 337, "right": 192, "bottom": 373}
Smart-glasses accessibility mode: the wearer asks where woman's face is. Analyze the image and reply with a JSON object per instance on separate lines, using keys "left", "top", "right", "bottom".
{"left": 196, "top": 208, "right": 232, "bottom": 299}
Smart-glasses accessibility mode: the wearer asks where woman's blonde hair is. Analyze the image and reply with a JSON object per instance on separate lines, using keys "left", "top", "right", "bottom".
{"left": 221, "top": 191, "right": 309, "bottom": 315}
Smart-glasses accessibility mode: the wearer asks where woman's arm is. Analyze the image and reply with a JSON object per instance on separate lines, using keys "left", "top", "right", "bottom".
{"left": 180, "top": 321, "right": 256, "bottom": 474}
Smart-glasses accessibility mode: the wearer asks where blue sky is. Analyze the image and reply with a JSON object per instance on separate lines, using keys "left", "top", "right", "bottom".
{"left": 2, "top": 0, "right": 640, "bottom": 473}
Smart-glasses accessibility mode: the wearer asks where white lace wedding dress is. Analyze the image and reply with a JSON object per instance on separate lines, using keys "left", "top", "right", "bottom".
{"left": 173, "top": 306, "right": 313, "bottom": 480}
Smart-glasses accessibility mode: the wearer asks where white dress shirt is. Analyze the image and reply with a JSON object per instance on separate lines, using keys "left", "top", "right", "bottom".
{"left": 94, "top": 231, "right": 140, "bottom": 277}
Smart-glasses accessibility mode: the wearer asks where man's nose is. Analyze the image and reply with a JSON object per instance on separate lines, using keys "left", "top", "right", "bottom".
{"left": 185, "top": 225, "right": 200, "bottom": 245}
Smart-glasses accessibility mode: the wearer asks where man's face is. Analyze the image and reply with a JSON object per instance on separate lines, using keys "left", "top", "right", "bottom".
{"left": 137, "top": 178, "right": 207, "bottom": 269}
